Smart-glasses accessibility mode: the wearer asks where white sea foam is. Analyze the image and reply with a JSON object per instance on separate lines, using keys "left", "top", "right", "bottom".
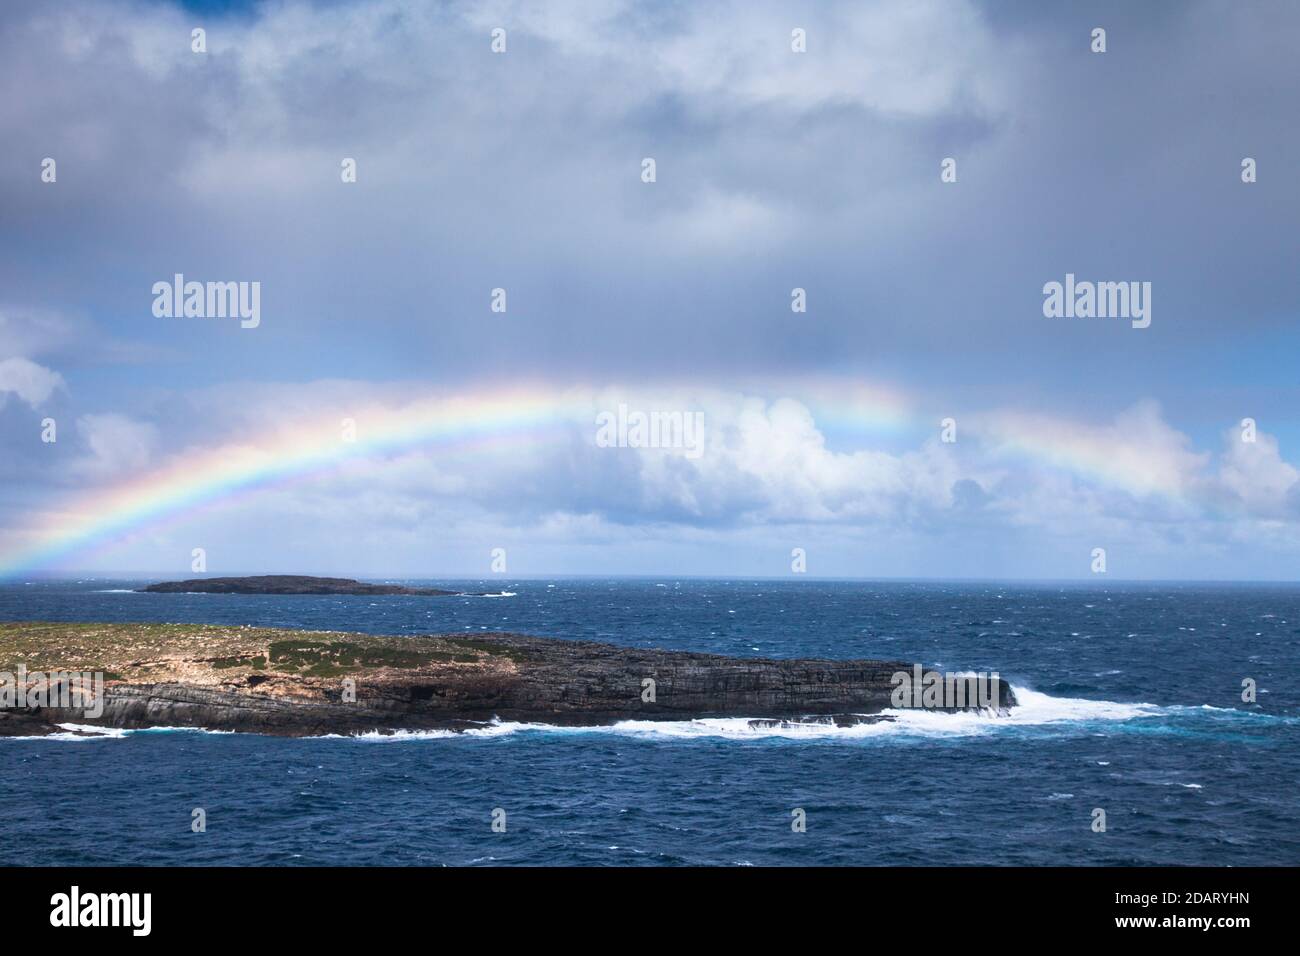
{"left": 343, "top": 686, "right": 1168, "bottom": 742}
{"left": 0, "top": 686, "right": 1209, "bottom": 745}
{"left": 6, "top": 723, "right": 236, "bottom": 741}
{"left": 133, "top": 725, "right": 237, "bottom": 735}
{"left": 349, "top": 722, "right": 521, "bottom": 741}
{"left": 41, "top": 723, "right": 131, "bottom": 740}
{"left": 990, "top": 686, "right": 1161, "bottom": 724}
{"left": 0, "top": 733, "right": 118, "bottom": 742}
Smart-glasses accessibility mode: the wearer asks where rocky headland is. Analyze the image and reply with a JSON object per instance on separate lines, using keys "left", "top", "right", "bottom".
{"left": 0, "top": 622, "right": 1015, "bottom": 737}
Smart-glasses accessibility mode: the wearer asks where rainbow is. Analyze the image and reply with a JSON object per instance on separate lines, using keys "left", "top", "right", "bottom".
{"left": 973, "top": 406, "right": 1204, "bottom": 501}
{"left": 0, "top": 380, "right": 917, "bottom": 576}
{"left": 0, "top": 385, "right": 595, "bottom": 576}
{"left": 1, "top": 383, "right": 1205, "bottom": 576}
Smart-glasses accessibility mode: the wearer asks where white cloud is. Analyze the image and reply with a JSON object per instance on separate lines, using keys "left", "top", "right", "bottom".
{"left": 1214, "top": 427, "right": 1300, "bottom": 516}
{"left": 655, "top": 0, "right": 1003, "bottom": 116}
{"left": 0, "top": 357, "right": 64, "bottom": 407}
{"left": 973, "top": 401, "right": 1210, "bottom": 499}
{"left": 1, "top": 1, "right": 1298, "bottom": 579}
{"left": 8, "top": 376, "right": 1300, "bottom": 576}
{"left": 473, "top": 0, "right": 1005, "bottom": 116}
{"left": 0, "top": 308, "right": 83, "bottom": 359}
{"left": 72, "top": 413, "right": 159, "bottom": 478}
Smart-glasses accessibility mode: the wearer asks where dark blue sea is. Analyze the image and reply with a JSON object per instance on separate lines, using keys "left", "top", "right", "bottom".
{"left": 2, "top": 578, "right": 1298, "bottom": 866}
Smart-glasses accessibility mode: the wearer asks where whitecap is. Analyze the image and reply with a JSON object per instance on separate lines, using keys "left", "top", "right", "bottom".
{"left": 0, "top": 686, "right": 1202, "bottom": 746}
{"left": 345, "top": 688, "right": 1168, "bottom": 743}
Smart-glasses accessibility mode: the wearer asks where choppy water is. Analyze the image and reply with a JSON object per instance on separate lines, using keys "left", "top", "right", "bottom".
{"left": 2, "top": 578, "right": 1297, "bottom": 865}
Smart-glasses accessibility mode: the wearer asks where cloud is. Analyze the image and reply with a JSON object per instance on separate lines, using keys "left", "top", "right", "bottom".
{"left": 1, "top": 0, "right": 1299, "bottom": 578}
{"left": 476, "top": 0, "right": 1004, "bottom": 116}
{"left": 71, "top": 412, "right": 159, "bottom": 478}
{"left": 14, "top": 377, "right": 1300, "bottom": 557}
{"left": 0, "top": 0, "right": 1020, "bottom": 385}
{"left": 0, "top": 357, "right": 64, "bottom": 408}
{"left": 3, "top": 0, "right": 1297, "bottom": 394}
{"left": 1213, "top": 426, "right": 1300, "bottom": 517}
{"left": 973, "top": 401, "right": 1210, "bottom": 499}
{"left": 0, "top": 308, "right": 83, "bottom": 360}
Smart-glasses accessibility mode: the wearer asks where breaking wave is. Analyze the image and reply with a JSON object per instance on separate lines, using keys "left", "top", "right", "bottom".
{"left": 344, "top": 685, "right": 1180, "bottom": 742}
{"left": 6, "top": 686, "right": 1282, "bottom": 744}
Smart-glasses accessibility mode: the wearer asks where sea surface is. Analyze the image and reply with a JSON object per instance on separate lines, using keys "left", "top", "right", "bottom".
{"left": 2, "top": 578, "right": 1298, "bottom": 866}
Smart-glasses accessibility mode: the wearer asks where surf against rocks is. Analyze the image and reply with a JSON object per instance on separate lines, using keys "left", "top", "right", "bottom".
{"left": 890, "top": 665, "right": 1003, "bottom": 710}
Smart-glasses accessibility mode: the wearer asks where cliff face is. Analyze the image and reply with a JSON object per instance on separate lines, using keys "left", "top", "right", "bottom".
{"left": 0, "top": 624, "right": 1015, "bottom": 737}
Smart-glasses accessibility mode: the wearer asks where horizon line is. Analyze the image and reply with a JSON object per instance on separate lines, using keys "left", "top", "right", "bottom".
{"left": 5, "top": 571, "right": 1300, "bottom": 586}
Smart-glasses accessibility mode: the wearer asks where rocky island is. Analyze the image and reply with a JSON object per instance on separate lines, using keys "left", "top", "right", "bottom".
{"left": 137, "top": 574, "right": 466, "bottom": 596}
{"left": 0, "top": 622, "right": 1015, "bottom": 737}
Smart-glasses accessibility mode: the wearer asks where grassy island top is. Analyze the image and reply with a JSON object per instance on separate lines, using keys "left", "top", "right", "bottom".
{"left": 0, "top": 621, "right": 526, "bottom": 684}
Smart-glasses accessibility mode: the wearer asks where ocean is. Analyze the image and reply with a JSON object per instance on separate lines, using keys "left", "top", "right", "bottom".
{"left": 2, "top": 578, "right": 1297, "bottom": 866}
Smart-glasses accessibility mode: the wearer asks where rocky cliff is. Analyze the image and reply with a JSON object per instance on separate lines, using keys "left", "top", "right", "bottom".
{"left": 0, "top": 622, "right": 1015, "bottom": 737}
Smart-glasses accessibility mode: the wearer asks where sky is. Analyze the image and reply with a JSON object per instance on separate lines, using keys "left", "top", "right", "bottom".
{"left": 1, "top": 0, "right": 1299, "bottom": 580}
